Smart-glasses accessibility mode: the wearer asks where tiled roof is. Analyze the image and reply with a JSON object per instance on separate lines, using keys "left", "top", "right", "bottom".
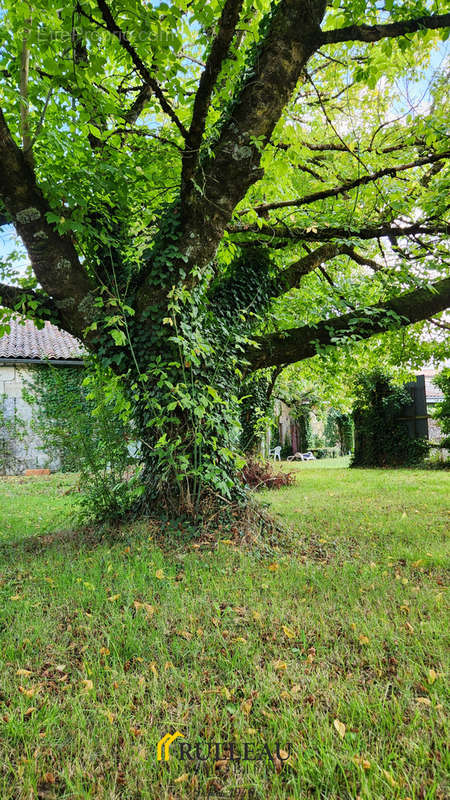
{"left": 0, "top": 318, "right": 84, "bottom": 361}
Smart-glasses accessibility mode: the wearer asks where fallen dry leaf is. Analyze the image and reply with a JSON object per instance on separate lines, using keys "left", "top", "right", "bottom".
{"left": 272, "top": 752, "right": 283, "bottom": 774}
{"left": 382, "top": 770, "right": 398, "bottom": 788}
{"left": 134, "top": 601, "right": 155, "bottom": 617}
{"left": 16, "top": 669, "right": 33, "bottom": 677}
{"left": 353, "top": 755, "right": 371, "bottom": 769}
{"left": 333, "top": 719, "right": 346, "bottom": 738}
{"left": 98, "top": 704, "right": 115, "bottom": 722}
{"left": 18, "top": 686, "right": 37, "bottom": 698}
{"left": 241, "top": 699, "right": 252, "bottom": 715}
{"left": 428, "top": 668, "right": 437, "bottom": 685}
{"left": 359, "top": 634, "right": 370, "bottom": 645}
{"left": 282, "top": 625, "right": 295, "bottom": 639}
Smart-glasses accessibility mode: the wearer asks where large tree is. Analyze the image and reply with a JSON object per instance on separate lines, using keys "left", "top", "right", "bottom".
{"left": 0, "top": 0, "right": 449, "bottom": 512}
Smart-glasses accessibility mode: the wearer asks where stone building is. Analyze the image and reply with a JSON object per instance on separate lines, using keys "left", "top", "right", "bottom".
{"left": 0, "top": 318, "right": 84, "bottom": 473}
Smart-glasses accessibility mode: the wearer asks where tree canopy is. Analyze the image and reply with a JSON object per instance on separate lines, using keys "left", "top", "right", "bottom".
{"left": 0, "top": 0, "right": 449, "bottom": 509}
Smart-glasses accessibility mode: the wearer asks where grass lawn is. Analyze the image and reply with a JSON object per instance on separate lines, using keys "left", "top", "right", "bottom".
{"left": 0, "top": 465, "right": 448, "bottom": 799}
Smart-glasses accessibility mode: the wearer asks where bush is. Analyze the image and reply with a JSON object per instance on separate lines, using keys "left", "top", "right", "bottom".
{"left": 239, "top": 373, "right": 275, "bottom": 453}
{"left": 433, "top": 368, "right": 450, "bottom": 449}
{"left": 351, "top": 369, "right": 429, "bottom": 468}
{"left": 280, "top": 441, "right": 292, "bottom": 460}
{"left": 324, "top": 409, "right": 353, "bottom": 455}
{"left": 23, "top": 361, "right": 142, "bottom": 521}
{"left": 241, "top": 457, "right": 295, "bottom": 491}
{"left": 314, "top": 448, "right": 328, "bottom": 459}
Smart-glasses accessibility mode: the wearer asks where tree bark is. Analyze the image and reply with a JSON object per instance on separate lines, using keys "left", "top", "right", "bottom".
{"left": 246, "top": 276, "right": 450, "bottom": 370}
{"left": 0, "top": 108, "right": 93, "bottom": 337}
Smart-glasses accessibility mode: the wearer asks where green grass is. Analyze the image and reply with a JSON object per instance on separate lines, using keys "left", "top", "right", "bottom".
{"left": 0, "top": 465, "right": 448, "bottom": 799}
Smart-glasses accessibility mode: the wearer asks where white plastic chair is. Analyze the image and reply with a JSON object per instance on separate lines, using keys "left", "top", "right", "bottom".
{"left": 269, "top": 445, "right": 281, "bottom": 461}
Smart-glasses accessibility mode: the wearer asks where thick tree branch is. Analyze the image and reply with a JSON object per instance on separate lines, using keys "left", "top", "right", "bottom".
{"left": 276, "top": 242, "right": 383, "bottom": 295}
{"left": 95, "top": 0, "right": 188, "bottom": 139}
{"left": 177, "top": 0, "right": 326, "bottom": 276}
{"left": 124, "top": 84, "right": 152, "bottom": 125}
{"left": 247, "top": 276, "right": 450, "bottom": 370}
{"left": 343, "top": 247, "right": 383, "bottom": 272}
{"left": 272, "top": 137, "right": 425, "bottom": 155}
{"left": 0, "top": 282, "right": 62, "bottom": 324}
{"left": 182, "top": 0, "right": 245, "bottom": 186}
{"left": 278, "top": 243, "right": 342, "bottom": 292}
{"left": 430, "top": 317, "right": 450, "bottom": 332}
{"left": 0, "top": 106, "right": 93, "bottom": 337}
{"left": 230, "top": 221, "right": 450, "bottom": 243}
{"left": 241, "top": 150, "right": 450, "bottom": 216}
{"left": 320, "top": 13, "right": 450, "bottom": 46}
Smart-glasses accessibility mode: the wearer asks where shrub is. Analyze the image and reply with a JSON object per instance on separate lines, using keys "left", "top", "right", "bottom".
{"left": 239, "top": 373, "right": 275, "bottom": 453}
{"left": 324, "top": 409, "right": 353, "bottom": 455}
{"left": 351, "top": 369, "right": 429, "bottom": 467}
{"left": 433, "top": 368, "right": 450, "bottom": 449}
{"left": 280, "top": 441, "right": 292, "bottom": 460}
{"left": 23, "top": 361, "right": 142, "bottom": 521}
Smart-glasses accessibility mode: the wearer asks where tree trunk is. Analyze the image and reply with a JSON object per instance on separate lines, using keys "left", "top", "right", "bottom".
{"left": 98, "top": 246, "right": 276, "bottom": 515}
{"left": 120, "top": 332, "right": 243, "bottom": 515}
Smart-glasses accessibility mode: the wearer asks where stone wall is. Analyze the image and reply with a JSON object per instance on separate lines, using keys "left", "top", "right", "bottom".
{"left": 0, "top": 364, "right": 60, "bottom": 474}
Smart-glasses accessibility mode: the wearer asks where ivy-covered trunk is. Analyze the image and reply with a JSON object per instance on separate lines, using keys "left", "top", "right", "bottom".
{"left": 125, "top": 327, "right": 241, "bottom": 513}
{"left": 101, "top": 248, "right": 273, "bottom": 515}
{"left": 129, "top": 360, "right": 244, "bottom": 514}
